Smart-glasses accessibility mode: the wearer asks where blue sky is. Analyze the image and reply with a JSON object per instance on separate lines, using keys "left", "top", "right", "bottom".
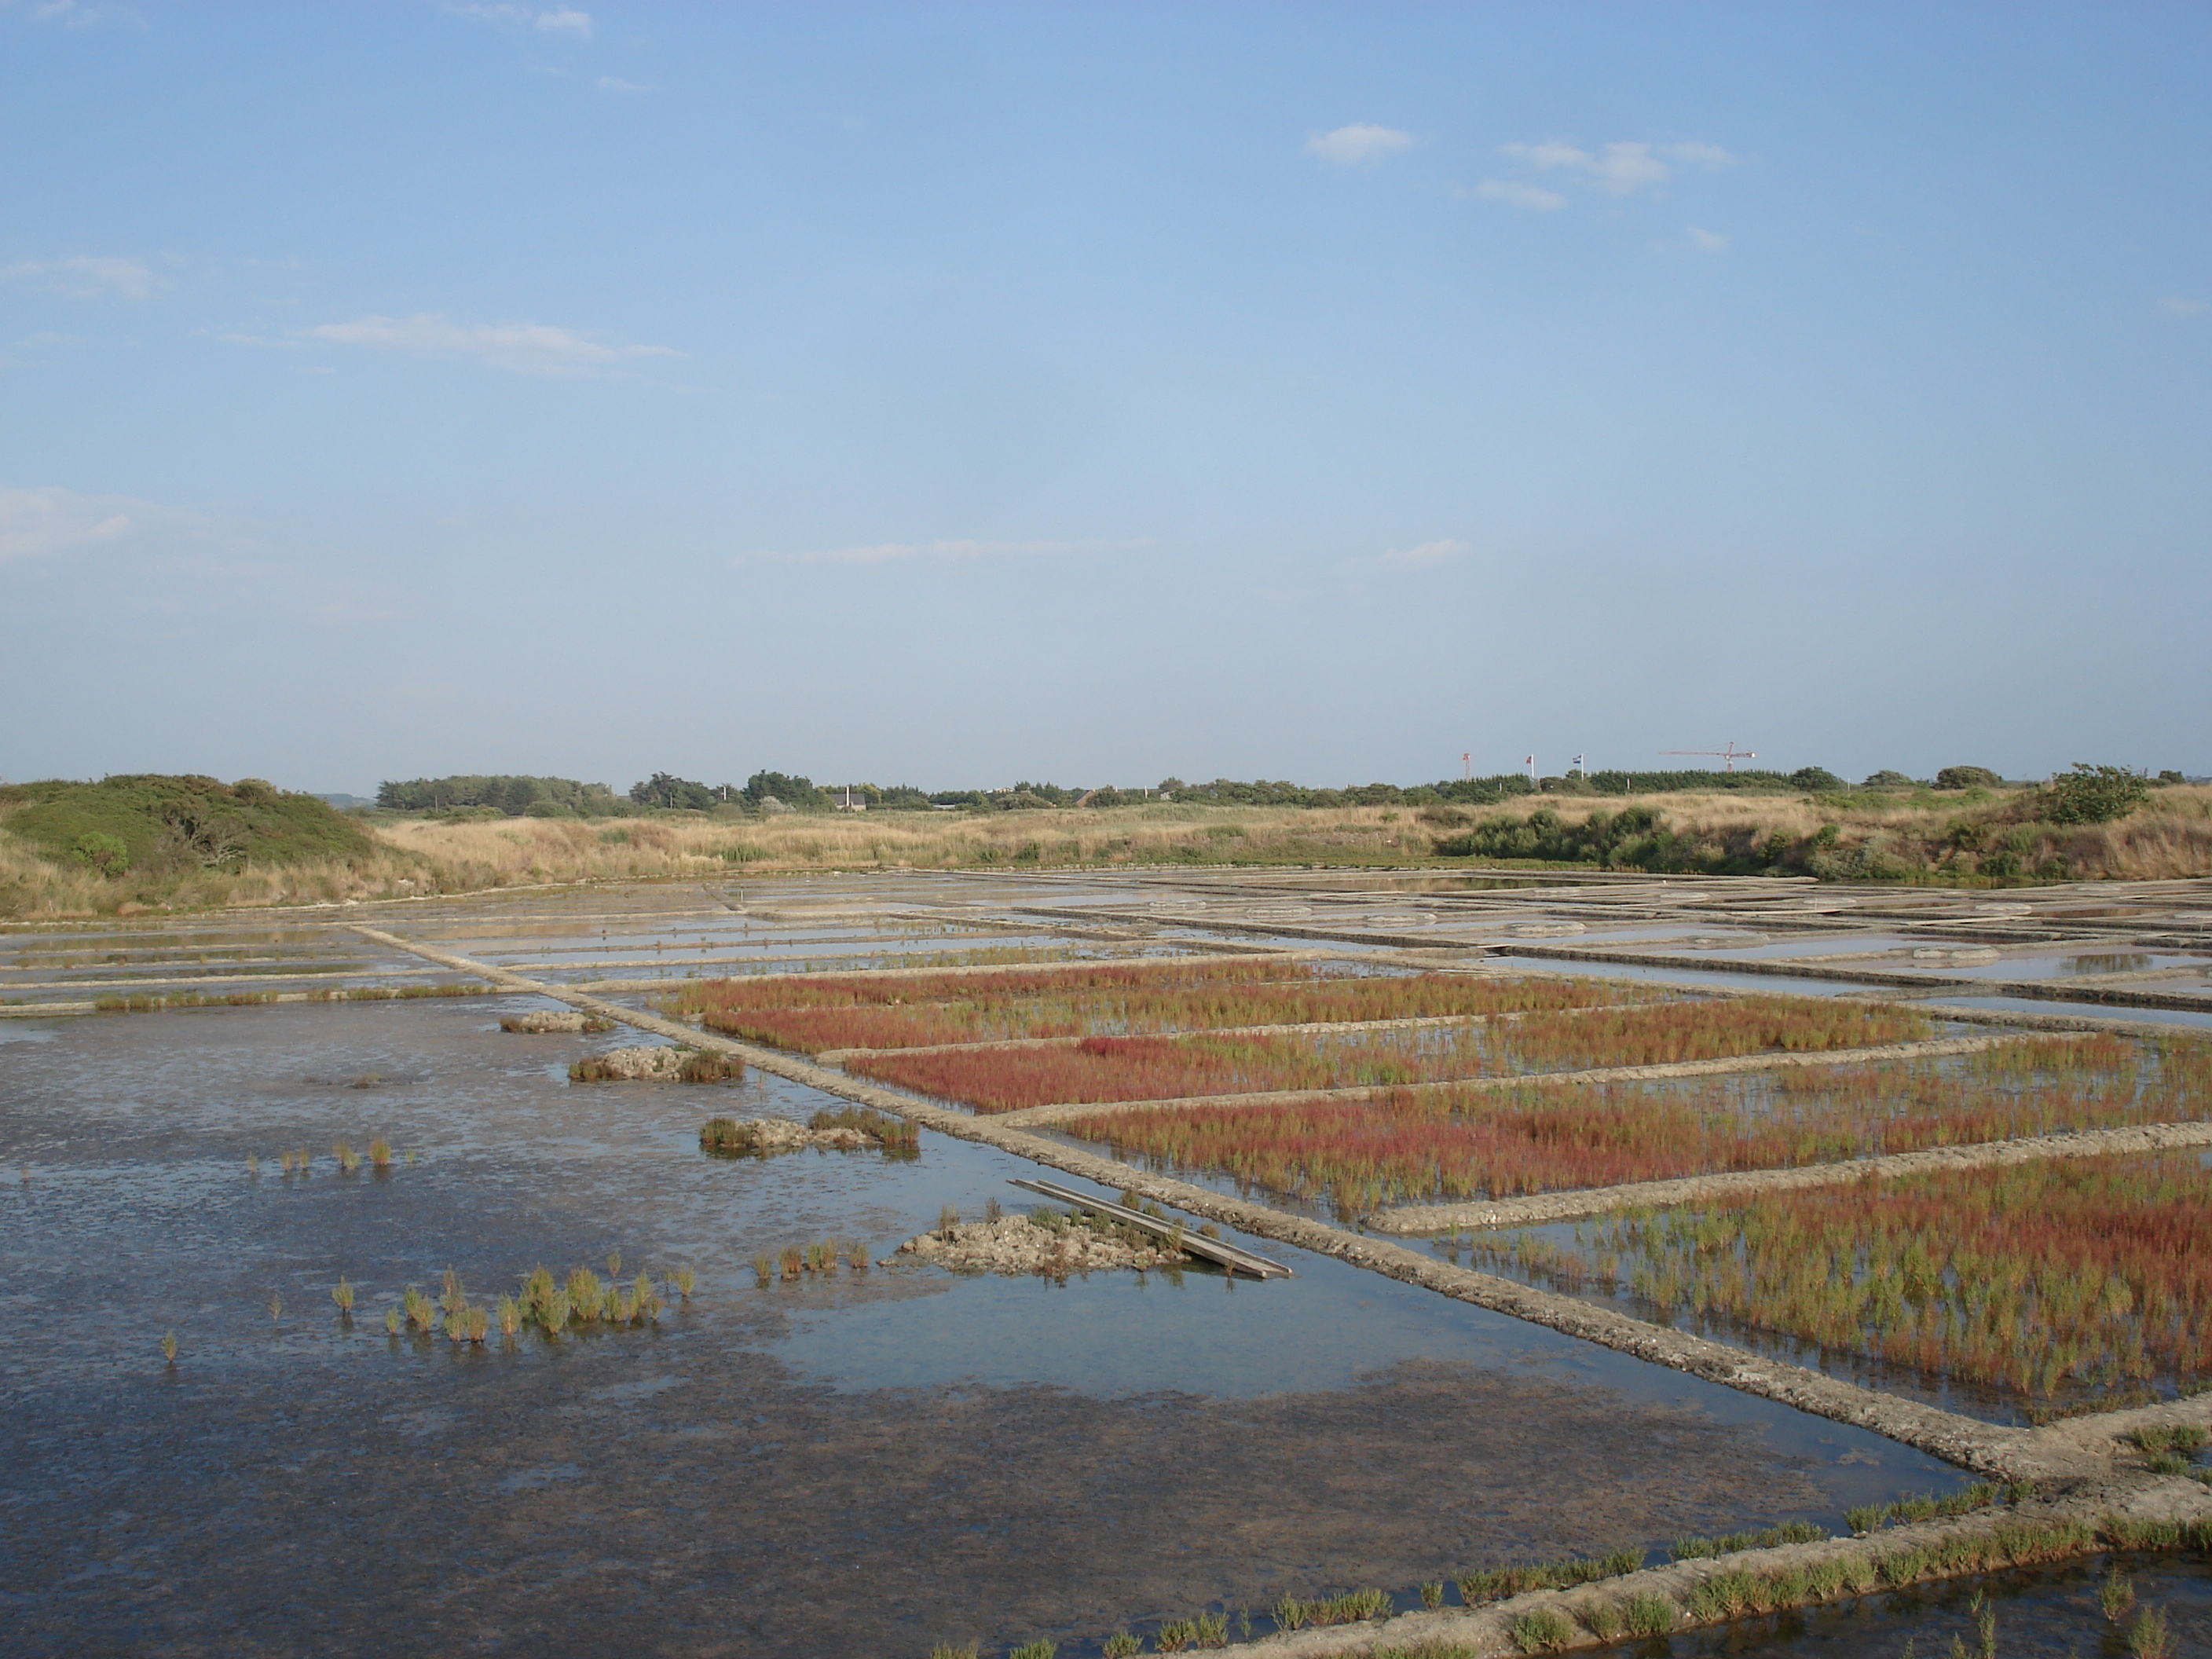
{"left": 4, "top": 2, "right": 2207, "bottom": 794}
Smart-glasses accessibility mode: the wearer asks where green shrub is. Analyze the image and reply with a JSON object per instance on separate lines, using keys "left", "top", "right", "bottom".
{"left": 2041, "top": 763, "right": 2151, "bottom": 825}
{"left": 70, "top": 830, "right": 130, "bottom": 876}
{"left": 1936, "top": 765, "right": 2002, "bottom": 789}
{"left": 1508, "top": 1606, "right": 1575, "bottom": 1652}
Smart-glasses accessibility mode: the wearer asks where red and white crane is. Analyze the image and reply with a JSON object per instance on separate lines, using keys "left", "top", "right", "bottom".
{"left": 1661, "top": 742, "right": 1758, "bottom": 772}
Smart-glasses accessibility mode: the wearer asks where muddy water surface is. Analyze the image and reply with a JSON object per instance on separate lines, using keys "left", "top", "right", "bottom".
{"left": 4, "top": 993, "right": 1968, "bottom": 1657}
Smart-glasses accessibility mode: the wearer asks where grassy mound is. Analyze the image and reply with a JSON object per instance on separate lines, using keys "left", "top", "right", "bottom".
{"left": 0, "top": 775, "right": 375, "bottom": 877}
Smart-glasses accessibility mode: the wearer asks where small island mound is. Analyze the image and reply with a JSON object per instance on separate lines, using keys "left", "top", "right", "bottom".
{"left": 571, "top": 1046, "right": 742, "bottom": 1083}
{"left": 501, "top": 1010, "right": 617, "bottom": 1034}
{"left": 700, "top": 1106, "right": 917, "bottom": 1156}
{"left": 899, "top": 1204, "right": 1192, "bottom": 1278}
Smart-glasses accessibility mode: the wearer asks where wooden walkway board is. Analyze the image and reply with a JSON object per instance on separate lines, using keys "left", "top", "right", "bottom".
{"left": 1009, "top": 1177, "right": 1295, "bottom": 1280}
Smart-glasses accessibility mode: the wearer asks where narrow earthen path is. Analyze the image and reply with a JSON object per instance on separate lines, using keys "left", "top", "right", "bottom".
{"left": 1371, "top": 1118, "right": 2212, "bottom": 1234}
{"left": 812, "top": 997, "right": 1676, "bottom": 1064}
{"left": 979, "top": 1034, "right": 2021, "bottom": 1130}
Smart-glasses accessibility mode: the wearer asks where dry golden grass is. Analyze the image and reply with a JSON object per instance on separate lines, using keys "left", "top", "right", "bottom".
{"left": 5, "top": 787, "right": 2206, "bottom": 920}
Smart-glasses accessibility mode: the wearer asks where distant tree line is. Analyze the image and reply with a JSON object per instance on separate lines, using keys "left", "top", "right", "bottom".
{"left": 372, "top": 762, "right": 2185, "bottom": 820}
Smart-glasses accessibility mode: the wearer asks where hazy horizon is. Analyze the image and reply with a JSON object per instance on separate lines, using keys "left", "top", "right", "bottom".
{"left": 5, "top": 3, "right": 2207, "bottom": 792}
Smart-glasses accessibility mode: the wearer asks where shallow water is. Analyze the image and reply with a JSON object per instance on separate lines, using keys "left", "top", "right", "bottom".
{"left": 1, "top": 992, "right": 1973, "bottom": 1657}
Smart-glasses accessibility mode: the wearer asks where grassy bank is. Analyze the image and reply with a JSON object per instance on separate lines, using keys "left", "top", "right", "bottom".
{"left": 5, "top": 782, "right": 2207, "bottom": 920}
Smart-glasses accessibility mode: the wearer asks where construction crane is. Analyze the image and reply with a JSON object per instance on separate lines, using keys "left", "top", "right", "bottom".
{"left": 1663, "top": 742, "right": 1757, "bottom": 772}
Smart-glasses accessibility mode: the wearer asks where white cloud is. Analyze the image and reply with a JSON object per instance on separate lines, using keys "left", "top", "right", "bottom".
{"left": 598, "top": 76, "right": 654, "bottom": 93}
{"left": 1507, "top": 139, "right": 1668, "bottom": 196}
{"left": 1687, "top": 226, "right": 1730, "bottom": 253}
{"left": 20, "top": 0, "right": 141, "bottom": 26}
{"left": 303, "top": 313, "right": 681, "bottom": 376}
{"left": 0, "top": 255, "right": 159, "bottom": 301}
{"left": 1496, "top": 138, "right": 1734, "bottom": 200}
{"left": 742, "top": 538, "right": 1116, "bottom": 568}
{"left": 1306, "top": 124, "right": 1415, "bottom": 164}
{"left": 1376, "top": 538, "right": 1470, "bottom": 570}
{"left": 1474, "top": 178, "right": 1566, "bottom": 211}
{"left": 0, "top": 485, "right": 175, "bottom": 563}
{"left": 447, "top": 4, "right": 591, "bottom": 38}
{"left": 2160, "top": 296, "right": 2207, "bottom": 317}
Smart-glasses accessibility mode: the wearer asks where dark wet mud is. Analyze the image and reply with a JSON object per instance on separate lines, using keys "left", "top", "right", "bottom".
{"left": 1, "top": 990, "right": 1972, "bottom": 1657}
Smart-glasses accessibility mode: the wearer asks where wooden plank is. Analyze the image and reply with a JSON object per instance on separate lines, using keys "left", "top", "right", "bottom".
{"left": 1008, "top": 1177, "right": 1294, "bottom": 1279}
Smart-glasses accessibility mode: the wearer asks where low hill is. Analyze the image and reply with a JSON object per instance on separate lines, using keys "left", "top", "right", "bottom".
{"left": 0, "top": 775, "right": 379, "bottom": 910}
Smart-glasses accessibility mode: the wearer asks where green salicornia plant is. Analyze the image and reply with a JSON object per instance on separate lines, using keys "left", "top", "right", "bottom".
{"left": 925, "top": 1645, "right": 979, "bottom": 1659}
{"left": 675, "top": 1265, "right": 695, "bottom": 1298}
{"left": 1006, "top": 1642, "right": 1054, "bottom": 1659}
{"left": 1101, "top": 1635, "right": 1141, "bottom": 1658}
{"left": 1420, "top": 1580, "right": 1444, "bottom": 1610}
{"left": 384, "top": 1304, "right": 401, "bottom": 1335}
{"left": 2103, "top": 1566, "right": 2137, "bottom": 1621}
{"left": 1621, "top": 1591, "right": 1675, "bottom": 1636}
{"left": 1509, "top": 1606, "right": 1575, "bottom": 1653}
{"left": 331, "top": 1276, "right": 355, "bottom": 1315}
{"left": 2130, "top": 1606, "right": 2173, "bottom": 1659}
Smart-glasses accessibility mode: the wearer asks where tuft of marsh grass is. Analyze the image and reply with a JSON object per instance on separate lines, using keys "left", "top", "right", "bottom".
{"left": 331, "top": 1276, "right": 355, "bottom": 1315}
{"left": 368, "top": 1139, "right": 392, "bottom": 1170}
{"left": 266, "top": 1292, "right": 282, "bottom": 1324}
{"left": 1419, "top": 1580, "right": 1444, "bottom": 1610}
{"left": 1456, "top": 1545, "right": 1645, "bottom": 1603}
{"left": 384, "top": 1304, "right": 401, "bottom": 1335}
{"left": 247, "top": 1152, "right": 258, "bottom": 1177}
{"left": 496, "top": 1294, "right": 521, "bottom": 1339}
{"left": 925, "top": 1645, "right": 979, "bottom": 1659}
{"left": 1575, "top": 1596, "right": 1624, "bottom": 1641}
{"left": 752, "top": 1253, "right": 772, "bottom": 1288}
{"left": 2130, "top": 1605, "right": 2174, "bottom": 1659}
{"left": 1101, "top": 1635, "right": 1140, "bottom": 1659}
{"left": 1507, "top": 1606, "right": 1575, "bottom": 1653}
{"left": 333, "top": 1141, "right": 361, "bottom": 1174}
{"left": 1669, "top": 1521, "right": 1824, "bottom": 1560}
{"left": 1006, "top": 1642, "right": 1055, "bottom": 1659}
{"left": 1152, "top": 1610, "right": 1227, "bottom": 1650}
{"left": 675, "top": 1265, "right": 695, "bottom": 1298}
{"left": 1620, "top": 1590, "right": 1676, "bottom": 1635}
{"left": 937, "top": 1203, "right": 960, "bottom": 1239}
{"left": 608, "top": 1251, "right": 621, "bottom": 1276}
{"left": 160, "top": 1331, "right": 178, "bottom": 1364}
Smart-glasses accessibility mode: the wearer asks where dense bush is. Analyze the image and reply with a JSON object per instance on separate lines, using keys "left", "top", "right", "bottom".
{"left": 1791, "top": 767, "right": 1848, "bottom": 793}
{"left": 2039, "top": 763, "right": 2151, "bottom": 826}
{"left": 1936, "top": 765, "right": 2002, "bottom": 790}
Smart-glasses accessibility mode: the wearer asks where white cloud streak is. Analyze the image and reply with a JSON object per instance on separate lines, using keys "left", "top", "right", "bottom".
{"left": 0, "top": 255, "right": 159, "bottom": 300}
{"left": 1376, "top": 538, "right": 1470, "bottom": 570}
{"left": 1306, "top": 123, "right": 1414, "bottom": 164}
{"left": 1495, "top": 138, "right": 1737, "bottom": 199}
{"left": 1687, "top": 226, "right": 1729, "bottom": 253}
{"left": 0, "top": 485, "right": 182, "bottom": 563}
{"left": 447, "top": 4, "right": 592, "bottom": 38}
{"left": 303, "top": 313, "right": 681, "bottom": 376}
{"left": 1474, "top": 178, "right": 1566, "bottom": 211}
{"left": 2160, "top": 296, "right": 2207, "bottom": 317}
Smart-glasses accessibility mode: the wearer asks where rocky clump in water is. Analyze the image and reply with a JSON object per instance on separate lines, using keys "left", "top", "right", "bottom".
{"left": 570, "top": 1046, "right": 741, "bottom": 1082}
{"left": 900, "top": 1210, "right": 1188, "bottom": 1278}
{"left": 501, "top": 1010, "right": 617, "bottom": 1034}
